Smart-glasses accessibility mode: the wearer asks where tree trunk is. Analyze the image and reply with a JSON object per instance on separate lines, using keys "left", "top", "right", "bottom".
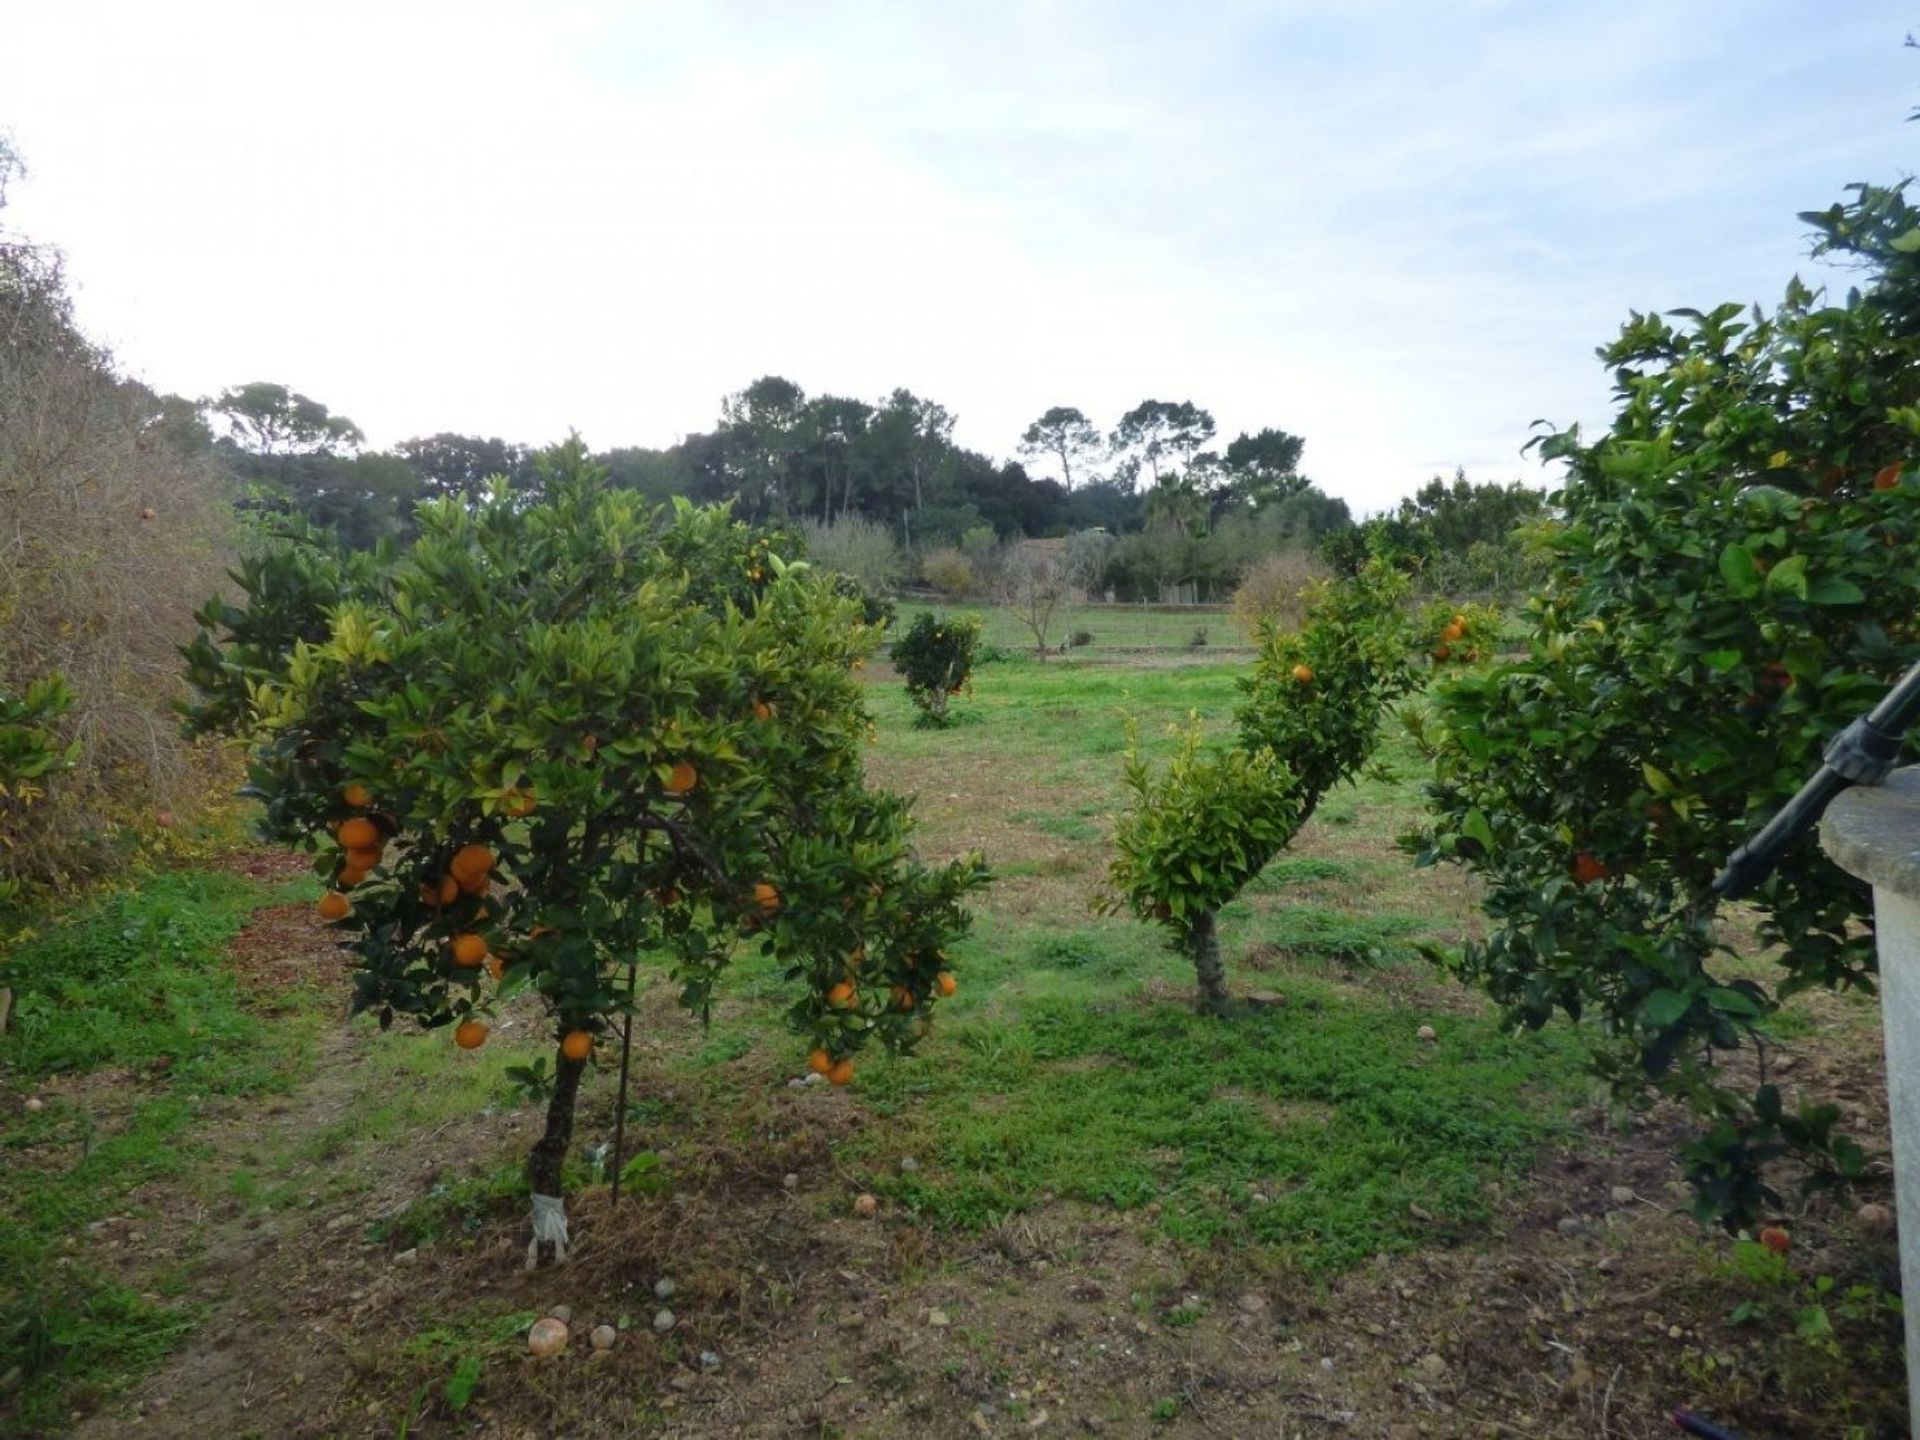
{"left": 526, "top": 1049, "right": 586, "bottom": 1265}
{"left": 1189, "top": 909, "right": 1230, "bottom": 1016}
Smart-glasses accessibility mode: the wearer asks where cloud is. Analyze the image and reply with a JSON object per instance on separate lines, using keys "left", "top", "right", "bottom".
{"left": 4, "top": 0, "right": 1915, "bottom": 513}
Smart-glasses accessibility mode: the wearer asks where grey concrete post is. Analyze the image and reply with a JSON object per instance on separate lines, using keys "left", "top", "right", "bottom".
{"left": 1820, "top": 766, "right": 1920, "bottom": 1438}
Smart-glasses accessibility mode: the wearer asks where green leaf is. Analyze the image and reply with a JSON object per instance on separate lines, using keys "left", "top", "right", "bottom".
{"left": 445, "top": 1354, "right": 482, "bottom": 1412}
{"left": 1806, "top": 577, "right": 1865, "bottom": 605}
{"left": 1892, "top": 226, "right": 1920, "bottom": 254}
{"left": 1642, "top": 989, "right": 1693, "bottom": 1028}
{"left": 1765, "top": 553, "right": 1808, "bottom": 599}
{"left": 1718, "top": 544, "right": 1760, "bottom": 598}
{"left": 1461, "top": 808, "right": 1494, "bottom": 851}
{"left": 1641, "top": 762, "right": 1673, "bottom": 796}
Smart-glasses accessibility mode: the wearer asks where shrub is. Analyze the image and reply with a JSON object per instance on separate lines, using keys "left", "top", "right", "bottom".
{"left": 0, "top": 142, "right": 235, "bottom": 895}
{"left": 1411, "top": 180, "right": 1920, "bottom": 1229}
{"left": 183, "top": 442, "right": 990, "bottom": 1263}
{"left": 0, "top": 678, "right": 77, "bottom": 907}
{"left": 1069, "top": 629, "right": 1095, "bottom": 649}
{"left": 889, "top": 613, "right": 981, "bottom": 727}
{"left": 919, "top": 547, "right": 977, "bottom": 599}
{"left": 1188, "top": 626, "right": 1209, "bottom": 650}
{"left": 802, "top": 515, "right": 905, "bottom": 597}
{"left": 1229, "top": 548, "right": 1328, "bottom": 637}
{"left": 999, "top": 547, "right": 1078, "bottom": 657}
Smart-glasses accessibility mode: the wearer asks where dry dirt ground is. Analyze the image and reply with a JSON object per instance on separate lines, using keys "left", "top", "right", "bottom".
{"left": 37, "top": 853, "right": 1907, "bottom": 1440}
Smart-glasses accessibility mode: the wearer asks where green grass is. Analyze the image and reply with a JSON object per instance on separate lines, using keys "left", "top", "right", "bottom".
{"left": 640, "top": 652, "right": 1589, "bottom": 1274}
{"left": 899, "top": 601, "right": 1244, "bottom": 654}
{"left": 0, "top": 870, "right": 319, "bottom": 1430}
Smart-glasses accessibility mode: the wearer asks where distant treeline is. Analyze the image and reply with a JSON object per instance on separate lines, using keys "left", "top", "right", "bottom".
{"left": 201, "top": 376, "right": 1549, "bottom": 601}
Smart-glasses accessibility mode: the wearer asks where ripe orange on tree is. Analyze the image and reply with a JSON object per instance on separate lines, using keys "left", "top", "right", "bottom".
{"left": 454, "top": 1019, "right": 489, "bottom": 1049}
{"left": 753, "top": 881, "right": 781, "bottom": 913}
{"left": 808, "top": 1048, "right": 834, "bottom": 1075}
{"left": 664, "top": 760, "right": 698, "bottom": 795}
{"left": 560, "top": 1030, "right": 594, "bottom": 1063}
{"left": 753, "top": 700, "right": 773, "bottom": 722}
{"left": 337, "top": 816, "right": 381, "bottom": 851}
{"left": 1875, "top": 462, "right": 1903, "bottom": 491}
{"left": 502, "top": 787, "right": 537, "bottom": 818}
{"left": 936, "top": 971, "right": 958, "bottom": 998}
{"left": 1571, "top": 850, "right": 1610, "bottom": 886}
{"left": 1291, "top": 663, "right": 1314, "bottom": 684}
{"left": 318, "top": 891, "right": 351, "bottom": 921}
{"left": 827, "top": 1058, "right": 855, "bottom": 1086}
{"left": 451, "top": 933, "right": 490, "bottom": 967}
{"left": 826, "top": 980, "right": 856, "bottom": 1009}
{"left": 342, "top": 782, "right": 373, "bottom": 809}
{"left": 448, "top": 844, "right": 495, "bottom": 885}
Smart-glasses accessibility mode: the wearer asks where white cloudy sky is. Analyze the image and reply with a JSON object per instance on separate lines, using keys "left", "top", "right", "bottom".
{"left": 3, "top": 0, "right": 1916, "bottom": 512}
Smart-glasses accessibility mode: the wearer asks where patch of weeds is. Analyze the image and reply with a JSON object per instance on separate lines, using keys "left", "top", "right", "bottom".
{"left": 374, "top": 1165, "right": 527, "bottom": 1248}
{"left": 693, "top": 1030, "right": 756, "bottom": 1067}
{"left": 1251, "top": 856, "right": 1352, "bottom": 890}
{"left": 1262, "top": 904, "right": 1425, "bottom": 967}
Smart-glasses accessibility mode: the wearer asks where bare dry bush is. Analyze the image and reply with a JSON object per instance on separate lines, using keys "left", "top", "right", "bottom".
{"left": 1230, "top": 547, "right": 1328, "bottom": 638}
{"left": 0, "top": 148, "right": 236, "bottom": 892}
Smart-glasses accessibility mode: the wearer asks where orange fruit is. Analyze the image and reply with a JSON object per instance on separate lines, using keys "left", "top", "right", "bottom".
{"left": 1758, "top": 1225, "right": 1791, "bottom": 1254}
{"left": 501, "top": 787, "right": 537, "bottom": 818}
{"left": 1291, "top": 664, "right": 1314, "bottom": 684}
{"left": 664, "top": 760, "right": 698, "bottom": 795}
{"left": 849, "top": 943, "right": 866, "bottom": 967}
{"left": 1571, "top": 851, "right": 1611, "bottom": 886}
{"left": 457, "top": 870, "right": 491, "bottom": 896}
{"left": 891, "top": 984, "right": 915, "bottom": 1011}
{"left": 936, "top": 971, "right": 958, "bottom": 998}
{"left": 659, "top": 886, "right": 682, "bottom": 907}
{"left": 344, "top": 845, "right": 382, "bottom": 871}
{"left": 454, "top": 1020, "right": 489, "bottom": 1050}
{"left": 754, "top": 882, "right": 781, "bottom": 914}
{"left": 826, "top": 981, "right": 856, "bottom": 1009}
{"left": 337, "top": 817, "right": 381, "bottom": 851}
{"left": 337, "top": 865, "right": 370, "bottom": 889}
{"left": 807, "top": 1048, "right": 834, "bottom": 1075}
{"left": 560, "top": 1030, "right": 594, "bottom": 1063}
{"left": 1433, "top": 645, "right": 1451, "bottom": 662}
{"left": 341, "top": 782, "right": 373, "bottom": 809}
{"left": 826, "top": 1058, "right": 855, "bottom": 1086}
{"left": 317, "top": 891, "right": 350, "bottom": 921}
{"left": 485, "top": 956, "right": 505, "bottom": 981}
{"left": 451, "top": 933, "right": 489, "bottom": 967}
{"left": 436, "top": 875, "right": 461, "bottom": 905}
{"left": 449, "top": 844, "right": 495, "bottom": 884}
{"left": 1441, "top": 621, "right": 1465, "bottom": 644}
{"left": 753, "top": 700, "right": 773, "bottom": 722}
{"left": 1875, "top": 463, "right": 1903, "bottom": 491}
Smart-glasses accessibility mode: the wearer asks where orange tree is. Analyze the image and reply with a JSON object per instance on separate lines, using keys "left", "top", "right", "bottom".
{"left": 1411, "top": 182, "right": 1920, "bottom": 1229}
{"left": 183, "top": 441, "right": 988, "bottom": 1264}
{"left": 889, "top": 612, "right": 981, "bottom": 726}
{"left": 1107, "top": 561, "right": 1419, "bottom": 1012}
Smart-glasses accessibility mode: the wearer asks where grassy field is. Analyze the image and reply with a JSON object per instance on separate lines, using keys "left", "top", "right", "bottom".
{"left": 0, "top": 651, "right": 1904, "bottom": 1438}
{"left": 896, "top": 600, "right": 1247, "bottom": 654}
